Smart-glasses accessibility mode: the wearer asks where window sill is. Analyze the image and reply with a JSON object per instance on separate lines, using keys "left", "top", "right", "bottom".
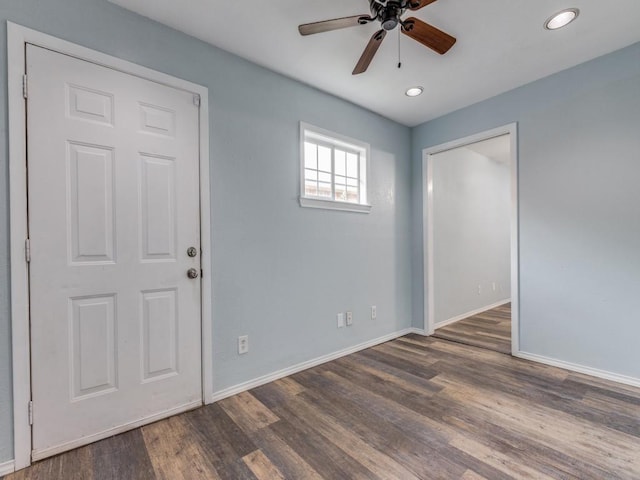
{"left": 299, "top": 196, "right": 372, "bottom": 214}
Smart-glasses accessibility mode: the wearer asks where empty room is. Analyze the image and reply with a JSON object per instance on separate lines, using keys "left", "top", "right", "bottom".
{"left": 1, "top": 1, "right": 639, "bottom": 479}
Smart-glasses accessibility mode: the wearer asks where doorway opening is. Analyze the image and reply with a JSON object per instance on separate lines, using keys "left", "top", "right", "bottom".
{"left": 423, "top": 125, "right": 518, "bottom": 355}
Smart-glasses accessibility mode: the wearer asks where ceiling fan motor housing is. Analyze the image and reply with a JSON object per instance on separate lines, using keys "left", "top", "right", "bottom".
{"left": 370, "top": 0, "right": 406, "bottom": 31}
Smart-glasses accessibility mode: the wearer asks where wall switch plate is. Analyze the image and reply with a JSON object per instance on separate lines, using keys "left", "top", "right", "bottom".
{"left": 337, "top": 313, "right": 345, "bottom": 328}
{"left": 371, "top": 306, "right": 377, "bottom": 320}
{"left": 346, "top": 311, "right": 353, "bottom": 326}
{"left": 238, "top": 335, "right": 249, "bottom": 354}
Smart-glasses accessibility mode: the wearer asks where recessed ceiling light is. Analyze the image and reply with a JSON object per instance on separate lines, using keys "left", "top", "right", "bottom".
{"left": 544, "top": 8, "right": 580, "bottom": 30}
{"left": 405, "top": 86, "right": 424, "bottom": 97}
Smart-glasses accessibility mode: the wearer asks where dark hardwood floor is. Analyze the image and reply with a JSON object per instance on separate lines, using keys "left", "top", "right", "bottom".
{"left": 5, "top": 334, "right": 640, "bottom": 479}
{"left": 433, "top": 303, "right": 512, "bottom": 354}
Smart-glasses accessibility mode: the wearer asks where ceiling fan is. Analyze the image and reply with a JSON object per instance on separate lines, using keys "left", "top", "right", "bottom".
{"left": 298, "top": 0, "right": 456, "bottom": 75}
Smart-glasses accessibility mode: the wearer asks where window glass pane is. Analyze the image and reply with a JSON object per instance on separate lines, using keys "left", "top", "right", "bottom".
{"left": 301, "top": 126, "right": 369, "bottom": 209}
{"left": 335, "top": 150, "right": 346, "bottom": 176}
{"left": 305, "top": 180, "right": 318, "bottom": 197}
{"left": 304, "top": 142, "right": 317, "bottom": 170}
{"left": 318, "top": 146, "right": 332, "bottom": 172}
{"left": 318, "top": 182, "right": 332, "bottom": 198}
{"left": 319, "top": 172, "right": 331, "bottom": 183}
{"left": 346, "top": 186, "right": 359, "bottom": 203}
{"left": 346, "top": 153, "right": 359, "bottom": 178}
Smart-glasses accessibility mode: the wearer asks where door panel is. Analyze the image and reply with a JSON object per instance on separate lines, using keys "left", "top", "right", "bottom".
{"left": 27, "top": 45, "right": 202, "bottom": 459}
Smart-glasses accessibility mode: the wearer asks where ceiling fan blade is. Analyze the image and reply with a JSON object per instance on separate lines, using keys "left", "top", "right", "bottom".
{"left": 407, "top": 0, "right": 438, "bottom": 11}
{"left": 401, "top": 17, "right": 456, "bottom": 54}
{"left": 353, "top": 29, "right": 387, "bottom": 75}
{"left": 299, "top": 15, "right": 371, "bottom": 36}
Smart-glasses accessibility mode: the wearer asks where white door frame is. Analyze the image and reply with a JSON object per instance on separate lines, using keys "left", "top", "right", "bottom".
{"left": 422, "top": 123, "right": 519, "bottom": 354}
{"left": 7, "top": 22, "right": 213, "bottom": 471}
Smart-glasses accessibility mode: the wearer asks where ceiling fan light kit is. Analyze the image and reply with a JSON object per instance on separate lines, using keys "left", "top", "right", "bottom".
{"left": 298, "top": 0, "right": 456, "bottom": 75}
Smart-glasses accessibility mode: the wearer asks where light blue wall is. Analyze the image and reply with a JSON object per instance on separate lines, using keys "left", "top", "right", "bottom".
{"left": 432, "top": 148, "right": 511, "bottom": 325}
{"left": 0, "top": 0, "right": 412, "bottom": 462}
{"left": 412, "top": 42, "right": 640, "bottom": 377}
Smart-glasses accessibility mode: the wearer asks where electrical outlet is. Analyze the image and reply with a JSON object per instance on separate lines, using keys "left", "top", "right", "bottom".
{"left": 477, "top": 284, "right": 481, "bottom": 295}
{"left": 346, "top": 311, "right": 353, "bottom": 326}
{"left": 337, "top": 313, "right": 345, "bottom": 328}
{"left": 238, "top": 335, "right": 249, "bottom": 355}
{"left": 492, "top": 282, "right": 496, "bottom": 292}
{"left": 371, "top": 305, "right": 377, "bottom": 320}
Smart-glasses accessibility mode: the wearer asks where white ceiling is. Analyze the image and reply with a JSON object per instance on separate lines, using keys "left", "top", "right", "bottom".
{"left": 109, "top": 0, "right": 640, "bottom": 126}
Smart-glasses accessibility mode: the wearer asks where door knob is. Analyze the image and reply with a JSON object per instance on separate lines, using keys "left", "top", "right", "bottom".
{"left": 187, "top": 268, "right": 199, "bottom": 279}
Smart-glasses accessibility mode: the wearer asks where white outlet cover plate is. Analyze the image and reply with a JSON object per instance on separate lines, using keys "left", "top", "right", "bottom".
{"left": 238, "top": 335, "right": 249, "bottom": 354}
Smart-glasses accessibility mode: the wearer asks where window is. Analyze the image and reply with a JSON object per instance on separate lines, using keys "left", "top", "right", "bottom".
{"left": 300, "top": 122, "right": 371, "bottom": 213}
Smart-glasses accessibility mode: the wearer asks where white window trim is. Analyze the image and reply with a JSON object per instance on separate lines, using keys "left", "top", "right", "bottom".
{"left": 299, "top": 122, "right": 372, "bottom": 214}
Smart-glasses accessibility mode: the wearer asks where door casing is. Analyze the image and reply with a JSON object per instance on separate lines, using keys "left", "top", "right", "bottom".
{"left": 8, "top": 22, "right": 213, "bottom": 471}
{"left": 421, "top": 123, "right": 520, "bottom": 353}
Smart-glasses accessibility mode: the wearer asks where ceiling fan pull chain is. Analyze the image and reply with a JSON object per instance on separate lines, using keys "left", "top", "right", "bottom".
{"left": 397, "top": 27, "right": 402, "bottom": 69}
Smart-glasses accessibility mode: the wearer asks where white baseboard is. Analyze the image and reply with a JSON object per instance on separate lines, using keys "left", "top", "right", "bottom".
{"left": 210, "top": 328, "right": 414, "bottom": 402}
{"left": 435, "top": 299, "right": 511, "bottom": 329}
{"left": 0, "top": 460, "right": 15, "bottom": 476}
{"left": 31, "top": 399, "right": 201, "bottom": 461}
{"left": 408, "top": 327, "right": 428, "bottom": 336}
{"left": 514, "top": 351, "right": 640, "bottom": 389}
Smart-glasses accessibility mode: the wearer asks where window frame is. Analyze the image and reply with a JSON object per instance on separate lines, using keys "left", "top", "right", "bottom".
{"left": 299, "top": 122, "right": 372, "bottom": 213}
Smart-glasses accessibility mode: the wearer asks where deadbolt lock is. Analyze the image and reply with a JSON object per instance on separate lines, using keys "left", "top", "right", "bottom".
{"left": 187, "top": 247, "right": 198, "bottom": 257}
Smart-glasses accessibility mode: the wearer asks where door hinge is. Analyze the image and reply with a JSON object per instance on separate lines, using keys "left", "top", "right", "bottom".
{"left": 22, "top": 74, "right": 28, "bottom": 99}
{"left": 25, "top": 238, "right": 31, "bottom": 263}
{"left": 193, "top": 94, "right": 201, "bottom": 107}
{"left": 28, "top": 401, "right": 33, "bottom": 425}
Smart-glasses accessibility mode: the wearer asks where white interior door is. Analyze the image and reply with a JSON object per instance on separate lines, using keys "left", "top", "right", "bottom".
{"left": 27, "top": 44, "right": 202, "bottom": 460}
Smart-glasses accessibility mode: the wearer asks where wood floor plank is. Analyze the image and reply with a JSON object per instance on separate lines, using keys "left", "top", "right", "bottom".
{"left": 7, "top": 330, "right": 640, "bottom": 480}
{"left": 242, "top": 450, "right": 285, "bottom": 480}
{"left": 441, "top": 411, "right": 610, "bottom": 480}
{"left": 218, "top": 391, "right": 279, "bottom": 433}
{"left": 320, "top": 359, "right": 591, "bottom": 479}
{"left": 91, "top": 429, "right": 155, "bottom": 480}
{"left": 400, "top": 336, "right": 569, "bottom": 382}
{"left": 4, "top": 444, "right": 93, "bottom": 480}
{"left": 182, "top": 404, "right": 258, "bottom": 480}
{"left": 449, "top": 435, "right": 556, "bottom": 480}
{"left": 142, "top": 415, "right": 220, "bottom": 480}
{"left": 290, "top": 371, "right": 510, "bottom": 480}
{"left": 436, "top": 377, "right": 640, "bottom": 478}
{"left": 268, "top": 418, "right": 379, "bottom": 480}
{"left": 434, "top": 304, "right": 512, "bottom": 354}
{"left": 274, "top": 376, "right": 306, "bottom": 396}
{"left": 248, "top": 427, "right": 325, "bottom": 480}
{"left": 269, "top": 395, "right": 422, "bottom": 480}
{"left": 460, "top": 470, "right": 489, "bottom": 480}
